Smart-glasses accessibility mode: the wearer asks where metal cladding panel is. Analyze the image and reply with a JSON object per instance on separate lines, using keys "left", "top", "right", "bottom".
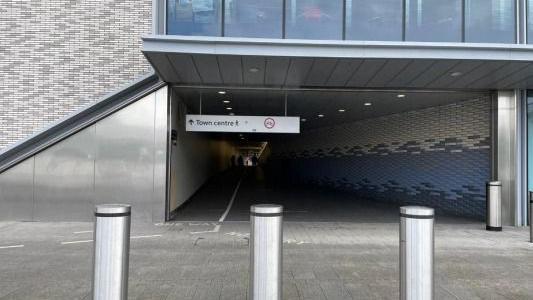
{"left": 152, "top": 87, "right": 169, "bottom": 223}
{"left": 33, "top": 127, "right": 95, "bottom": 221}
{"left": 496, "top": 91, "right": 519, "bottom": 225}
{"left": 94, "top": 93, "right": 157, "bottom": 222}
{"left": 0, "top": 158, "right": 34, "bottom": 220}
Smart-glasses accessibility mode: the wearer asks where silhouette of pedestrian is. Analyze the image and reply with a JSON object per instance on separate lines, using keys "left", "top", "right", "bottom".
{"left": 237, "top": 155, "right": 244, "bottom": 167}
{"left": 251, "top": 154, "right": 258, "bottom": 166}
{"left": 230, "top": 155, "right": 236, "bottom": 168}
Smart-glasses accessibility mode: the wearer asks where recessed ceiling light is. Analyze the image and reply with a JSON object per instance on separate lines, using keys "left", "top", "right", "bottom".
{"left": 223, "top": 100, "right": 230, "bottom": 104}
{"left": 229, "top": 112, "right": 235, "bottom": 115}
{"left": 450, "top": 72, "right": 462, "bottom": 77}
{"left": 249, "top": 67, "right": 260, "bottom": 73}
{"left": 318, "top": 114, "right": 324, "bottom": 118}
{"left": 338, "top": 109, "right": 346, "bottom": 112}
{"left": 226, "top": 107, "right": 232, "bottom": 110}
{"left": 397, "top": 94, "right": 406, "bottom": 98}
{"left": 301, "top": 118, "right": 307, "bottom": 122}
{"left": 364, "top": 102, "right": 372, "bottom": 106}
{"left": 218, "top": 91, "right": 226, "bottom": 95}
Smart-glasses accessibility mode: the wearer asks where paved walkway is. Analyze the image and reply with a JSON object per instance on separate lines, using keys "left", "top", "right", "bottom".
{"left": 0, "top": 169, "right": 532, "bottom": 299}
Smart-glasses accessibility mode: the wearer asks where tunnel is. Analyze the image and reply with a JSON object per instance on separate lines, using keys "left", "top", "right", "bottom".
{"left": 167, "top": 87, "right": 491, "bottom": 223}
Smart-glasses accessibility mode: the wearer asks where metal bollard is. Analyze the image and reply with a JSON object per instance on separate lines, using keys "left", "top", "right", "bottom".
{"left": 249, "top": 204, "right": 283, "bottom": 300}
{"left": 530, "top": 192, "right": 533, "bottom": 243}
{"left": 92, "top": 204, "right": 131, "bottom": 300}
{"left": 486, "top": 181, "right": 502, "bottom": 231}
{"left": 400, "top": 206, "right": 434, "bottom": 300}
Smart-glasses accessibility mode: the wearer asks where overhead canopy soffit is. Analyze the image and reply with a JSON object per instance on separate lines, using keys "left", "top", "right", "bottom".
{"left": 143, "top": 35, "right": 533, "bottom": 90}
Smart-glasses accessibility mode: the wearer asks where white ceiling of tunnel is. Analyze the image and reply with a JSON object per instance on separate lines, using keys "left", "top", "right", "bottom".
{"left": 174, "top": 88, "right": 489, "bottom": 130}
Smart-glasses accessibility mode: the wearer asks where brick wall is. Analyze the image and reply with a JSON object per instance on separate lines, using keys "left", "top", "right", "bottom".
{"left": 270, "top": 98, "right": 491, "bottom": 219}
{"left": 0, "top": 0, "right": 153, "bottom": 149}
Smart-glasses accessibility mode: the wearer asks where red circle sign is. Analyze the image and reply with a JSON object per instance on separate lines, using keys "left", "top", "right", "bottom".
{"left": 264, "top": 117, "right": 275, "bottom": 129}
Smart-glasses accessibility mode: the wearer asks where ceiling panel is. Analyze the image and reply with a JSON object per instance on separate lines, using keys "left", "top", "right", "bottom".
{"left": 242, "top": 56, "right": 265, "bottom": 85}
{"left": 325, "top": 59, "right": 363, "bottom": 87}
{"left": 385, "top": 60, "right": 433, "bottom": 88}
{"left": 192, "top": 55, "right": 223, "bottom": 84}
{"left": 305, "top": 59, "right": 338, "bottom": 86}
{"left": 264, "top": 58, "right": 290, "bottom": 86}
{"left": 425, "top": 60, "right": 483, "bottom": 88}
{"left": 407, "top": 60, "right": 458, "bottom": 87}
{"left": 496, "top": 64, "right": 533, "bottom": 89}
{"left": 469, "top": 62, "right": 530, "bottom": 89}
{"left": 147, "top": 53, "right": 181, "bottom": 82}
{"left": 345, "top": 59, "right": 387, "bottom": 87}
{"left": 366, "top": 60, "right": 411, "bottom": 88}
{"left": 285, "top": 58, "right": 314, "bottom": 86}
{"left": 217, "top": 55, "right": 243, "bottom": 85}
{"left": 446, "top": 61, "right": 507, "bottom": 89}
{"left": 168, "top": 54, "right": 201, "bottom": 84}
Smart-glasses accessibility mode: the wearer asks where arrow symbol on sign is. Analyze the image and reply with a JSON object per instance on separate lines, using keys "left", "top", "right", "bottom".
{"left": 188, "top": 119, "right": 194, "bottom": 125}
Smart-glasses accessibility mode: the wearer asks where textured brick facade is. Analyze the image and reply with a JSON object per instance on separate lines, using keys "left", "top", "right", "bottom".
{"left": 0, "top": 0, "right": 153, "bottom": 149}
{"left": 270, "top": 98, "right": 491, "bottom": 219}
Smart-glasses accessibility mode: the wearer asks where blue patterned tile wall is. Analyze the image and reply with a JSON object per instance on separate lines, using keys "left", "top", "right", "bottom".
{"left": 270, "top": 98, "right": 491, "bottom": 219}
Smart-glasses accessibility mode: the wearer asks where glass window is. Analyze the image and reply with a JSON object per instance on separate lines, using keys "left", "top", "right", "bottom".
{"left": 405, "top": 0, "right": 462, "bottom": 42}
{"left": 527, "top": 0, "right": 533, "bottom": 43}
{"left": 167, "top": 0, "right": 222, "bottom": 36}
{"left": 465, "top": 0, "right": 515, "bottom": 43}
{"left": 345, "top": 0, "right": 403, "bottom": 41}
{"left": 285, "top": 0, "right": 343, "bottom": 40}
{"left": 224, "top": 0, "right": 283, "bottom": 38}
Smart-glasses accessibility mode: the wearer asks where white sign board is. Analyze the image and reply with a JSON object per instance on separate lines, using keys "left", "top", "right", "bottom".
{"left": 185, "top": 115, "right": 300, "bottom": 133}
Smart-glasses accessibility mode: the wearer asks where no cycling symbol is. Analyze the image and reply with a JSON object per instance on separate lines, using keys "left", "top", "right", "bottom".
{"left": 264, "top": 117, "right": 275, "bottom": 129}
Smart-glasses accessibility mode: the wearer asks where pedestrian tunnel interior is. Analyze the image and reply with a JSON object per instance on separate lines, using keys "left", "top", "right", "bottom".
{"left": 168, "top": 87, "right": 491, "bottom": 223}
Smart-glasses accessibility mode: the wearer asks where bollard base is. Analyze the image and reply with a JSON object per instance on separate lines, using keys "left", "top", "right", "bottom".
{"left": 486, "top": 225, "right": 502, "bottom": 231}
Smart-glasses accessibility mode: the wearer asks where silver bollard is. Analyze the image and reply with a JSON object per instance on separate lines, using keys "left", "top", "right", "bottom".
{"left": 530, "top": 191, "right": 533, "bottom": 243}
{"left": 486, "top": 181, "right": 502, "bottom": 231}
{"left": 400, "top": 206, "right": 434, "bottom": 300}
{"left": 92, "top": 204, "right": 131, "bottom": 300}
{"left": 249, "top": 204, "right": 283, "bottom": 300}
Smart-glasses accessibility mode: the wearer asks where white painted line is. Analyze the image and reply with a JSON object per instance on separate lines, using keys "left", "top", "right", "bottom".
{"left": 218, "top": 176, "right": 243, "bottom": 223}
{"left": 73, "top": 230, "right": 93, "bottom": 234}
{"left": 61, "top": 240, "right": 93, "bottom": 245}
{"left": 61, "top": 235, "right": 162, "bottom": 245}
{"left": 130, "top": 234, "right": 162, "bottom": 239}
{"left": 190, "top": 225, "right": 221, "bottom": 234}
{"left": 190, "top": 175, "right": 243, "bottom": 235}
{"left": 0, "top": 244, "right": 24, "bottom": 249}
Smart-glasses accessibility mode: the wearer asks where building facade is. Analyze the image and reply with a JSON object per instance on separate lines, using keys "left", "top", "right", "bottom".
{"left": 1, "top": 0, "right": 533, "bottom": 225}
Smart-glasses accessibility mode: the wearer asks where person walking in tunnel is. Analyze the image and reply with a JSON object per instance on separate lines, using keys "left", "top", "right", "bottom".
{"left": 237, "top": 155, "right": 244, "bottom": 167}
{"left": 251, "top": 154, "right": 258, "bottom": 166}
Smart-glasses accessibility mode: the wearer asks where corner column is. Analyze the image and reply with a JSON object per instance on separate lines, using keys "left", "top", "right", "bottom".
{"left": 493, "top": 90, "right": 527, "bottom": 226}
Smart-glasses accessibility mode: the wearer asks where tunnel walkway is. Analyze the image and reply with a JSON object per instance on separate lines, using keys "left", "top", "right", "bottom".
{"left": 171, "top": 167, "right": 479, "bottom": 224}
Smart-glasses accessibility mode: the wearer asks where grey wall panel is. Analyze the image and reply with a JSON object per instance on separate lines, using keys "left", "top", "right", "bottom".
{"left": 33, "top": 127, "right": 95, "bottom": 221}
{"left": 94, "top": 93, "right": 156, "bottom": 222}
{"left": 0, "top": 158, "right": 34, "bottom": 220}
{"left": 153, "top": 87, "right": 169, "bottom": 223}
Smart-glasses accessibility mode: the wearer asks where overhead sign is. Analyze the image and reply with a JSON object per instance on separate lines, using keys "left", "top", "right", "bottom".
{"left": 185, "top": 115, "right": 300, "bottom": 133}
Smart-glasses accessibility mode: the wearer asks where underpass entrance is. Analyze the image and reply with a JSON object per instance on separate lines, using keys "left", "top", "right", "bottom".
{"left": 167, "top": 87, "right": 491, "bottom": 223}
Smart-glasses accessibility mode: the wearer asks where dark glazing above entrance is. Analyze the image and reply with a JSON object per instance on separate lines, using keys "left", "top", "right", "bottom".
{"left": 165, "top": 0, "right": 524, "bottom": 44}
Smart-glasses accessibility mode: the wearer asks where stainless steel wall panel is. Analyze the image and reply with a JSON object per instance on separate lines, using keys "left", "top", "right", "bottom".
{"left": 33, "top": 127, "right": 95, "bottom": 221}
{"left": 0, "top": 158, "right": 34, "bottom": 220}
{"left": 152, "top": 87, "right": 169, "bottom": 223}
{"left": 496, "top": 90, "right": 521, "bottom": 225}
{"left": 94, "top": 93, "right": 156, "bottom": 222}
